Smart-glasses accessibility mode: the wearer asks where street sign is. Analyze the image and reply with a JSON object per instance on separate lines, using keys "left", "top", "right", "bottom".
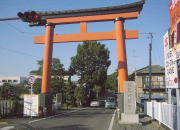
{"left": 28, "top": 75, "right": 36, "bottom": 85}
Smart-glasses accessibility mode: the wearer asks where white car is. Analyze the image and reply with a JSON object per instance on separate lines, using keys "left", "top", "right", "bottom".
{"left": 90, "top": 100, "right": 105, "bottom": 107}
{"left": 90, "top": 100, "right": 100, "bottom": 107}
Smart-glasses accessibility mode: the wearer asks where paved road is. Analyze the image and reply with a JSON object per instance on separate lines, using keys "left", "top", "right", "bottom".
{"left": 0, "top": 108, "right": 118, "bottom": 130}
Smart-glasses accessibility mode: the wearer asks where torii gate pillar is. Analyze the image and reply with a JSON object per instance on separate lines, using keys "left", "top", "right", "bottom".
{"left": 115, "top": 17, "right": 128, "bottom": 114}
{"left": 40, "top": 23, "right": 55, "bottom": 116}
{"left": 41, "top": 23, "right": 55, "bottom": 94}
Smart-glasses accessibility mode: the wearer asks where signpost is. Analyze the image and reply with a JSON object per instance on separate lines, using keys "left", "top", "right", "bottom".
{"left": 24, "top": 76, "right": 38, "bottom": 117}
{"left": 28, "top": 75, "right": 36, "bottom": 95}
{"left": 24, "top": 94, "right": 39, "bottom": 117}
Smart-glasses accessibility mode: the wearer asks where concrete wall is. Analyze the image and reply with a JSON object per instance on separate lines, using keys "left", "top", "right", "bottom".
{"left": 0, "top": 76, "right": 27, "bottom": 86}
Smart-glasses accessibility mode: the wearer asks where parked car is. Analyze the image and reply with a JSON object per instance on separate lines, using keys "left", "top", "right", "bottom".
{"left": 105, "top": 97, "right": 116, "bottom": 109}
{"left": 90, "top": 100, "right": 105, "bottom": 107}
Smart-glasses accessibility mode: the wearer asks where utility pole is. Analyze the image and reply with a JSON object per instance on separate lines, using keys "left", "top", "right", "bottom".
{"left": 149, "top": 33, "right": 153, "bottom": 101}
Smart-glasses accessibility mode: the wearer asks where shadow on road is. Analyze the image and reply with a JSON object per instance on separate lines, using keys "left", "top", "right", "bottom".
{"left": 44, "top": 124, "right": 90, "bottom": 130}
{"left": 53, "top": 108, "right": 114, "bottom": 119}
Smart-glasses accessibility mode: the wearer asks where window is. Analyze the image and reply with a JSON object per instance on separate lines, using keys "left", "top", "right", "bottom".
{"left": 142, "top": 76, "right": 149, "bottom": 88}
{"left": 2, "top": 80, "right": 7, "bottom": 83}
{"left": 13, "top": 80, "right": 18, "bottom": 83}
{"left": 8, "top": 80, "right": 12, "bottom": 83}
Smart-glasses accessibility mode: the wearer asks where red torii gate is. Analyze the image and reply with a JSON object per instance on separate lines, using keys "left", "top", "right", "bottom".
{"left": 21, "top": 0, "right": 144, "bottom": 114}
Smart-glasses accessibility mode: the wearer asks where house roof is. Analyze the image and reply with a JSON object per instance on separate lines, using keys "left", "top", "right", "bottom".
{"left": 135, "top": 65, "right": 165, "bottom": 75}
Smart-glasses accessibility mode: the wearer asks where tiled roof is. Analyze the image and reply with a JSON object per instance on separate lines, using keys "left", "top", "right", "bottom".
{"left": 136, "top": 65, "right": 165, "bottom": 75}
{"left": 139, "top": 94, "right": 166, "bottom": 100}
{"left": 36, "top": 0, "right": 145, "bottom": 20}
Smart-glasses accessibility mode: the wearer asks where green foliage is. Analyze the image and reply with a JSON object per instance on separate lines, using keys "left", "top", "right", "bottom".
{"left": 106, "top": 71, "right": 118, "bottom": 92}
{"left": 70, "top": 41, "right": 111, "bottom": 102}
{"left": 51, "top": 78, "right": 64, "bottom": 95}
{"left": 31, "top": 58, "right": 65, "bottom": 94}
{"left": 74, "top": 85, "right": 86, "bottom": 106}
{"left": 63, "top": 82, "right": 75, "bottom": 108}
{"left": 33, "top": 78, "right": 42, "bottom": 94}
{"left": 0, "top": 83, "right": 28, "bottom": 100}
{"left": 51, "top": 58, "right": 64, "bottom": 77}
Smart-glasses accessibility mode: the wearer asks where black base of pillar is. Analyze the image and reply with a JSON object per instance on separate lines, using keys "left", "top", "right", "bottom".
{"left": 39, "top": 93, "right": 53, "bottom": 116}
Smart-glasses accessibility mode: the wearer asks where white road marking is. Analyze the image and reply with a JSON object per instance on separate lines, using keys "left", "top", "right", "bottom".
{"left": 28, "top": 108, "right": 86, "bottom": 123}
{"left": 108, "top": 109, "right": 116, "bottom": 130}
{"left": 0, "top": 126, "right": 15, "bottom": 130}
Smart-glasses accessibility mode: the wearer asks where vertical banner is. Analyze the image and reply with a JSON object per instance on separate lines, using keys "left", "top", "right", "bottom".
{"left": 164, "top": 32, "right": 178, "bottom": 88}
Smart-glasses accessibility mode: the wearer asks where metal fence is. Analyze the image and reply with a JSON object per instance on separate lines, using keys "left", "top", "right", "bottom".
{"left": 145, "top": 101, "right": 179, "bottom": 130}
{"left": 177, "top": 106, "right": 180, "bottom": 130}
{"left": 0, "top": 100, "right": 23, "bottom": 117}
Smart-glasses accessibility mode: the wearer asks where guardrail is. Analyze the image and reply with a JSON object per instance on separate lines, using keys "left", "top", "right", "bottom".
{"left": 144, "top": 101, "right": 179, "bottom": 130}
{"left": 0, "top": 100, "right": 23, "bottom": 117}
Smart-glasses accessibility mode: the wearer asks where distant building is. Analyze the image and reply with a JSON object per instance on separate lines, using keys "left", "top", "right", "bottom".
{"left": 0, "top": 76, "right": 27, "bottom": 86}
{"left": 132, "top": 65, "right": 166, "bottom": 103}
{"left": 29, "top": 70, "right": 71, "bottom": 82}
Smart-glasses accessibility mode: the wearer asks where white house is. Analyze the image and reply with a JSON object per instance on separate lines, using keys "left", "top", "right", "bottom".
{"left": 0, "top": 76, "right": 27, "bottom": 86}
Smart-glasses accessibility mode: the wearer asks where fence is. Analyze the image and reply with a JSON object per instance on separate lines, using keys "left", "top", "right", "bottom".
{"left": 145, "top": 101, "right": 179, "bottom": 130}
{"left": 0, "top": 100, "right": 23, "bottom": 117}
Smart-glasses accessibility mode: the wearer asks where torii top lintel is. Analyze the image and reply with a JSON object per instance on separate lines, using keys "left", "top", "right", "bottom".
{"left": 34, "top": 0, "right": 144, "bottom": 44}
{"left": 37, "top": 0, "right": 144, "bottom": 24}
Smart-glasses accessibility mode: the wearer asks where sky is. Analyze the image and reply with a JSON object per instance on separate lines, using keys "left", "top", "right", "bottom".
{"left": 0, "top": 0, "right": 171, "bottom": 79}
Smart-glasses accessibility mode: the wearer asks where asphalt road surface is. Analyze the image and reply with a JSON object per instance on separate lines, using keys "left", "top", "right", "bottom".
{"left": 1, "top": 108, "right": 119, "bottom": 130}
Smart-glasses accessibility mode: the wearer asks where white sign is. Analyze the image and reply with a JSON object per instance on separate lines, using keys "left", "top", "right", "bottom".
{"left": 24, "top": 94, "right": 39, "bottom": 116}
{"left": 28, "top": 75, "right": 36, "bottom": 85}
{"left": 164, "top": 32, "right": 178, "bottom": 88}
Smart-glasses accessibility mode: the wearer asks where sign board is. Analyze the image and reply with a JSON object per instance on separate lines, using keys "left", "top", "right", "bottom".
{"left": 164, "top": 32, "right": 178, "bottom": 88}
{"left": 124, "top": 81, "right": 136, "bottom": 114}
{"left": 28, "top": 75, "right": 36, "bottom": 85}
{"left": 169, "top": 0, "right": 180, "bottom": 28}
{"left": 24, "top": 94, "right": 39, "bottom": 116}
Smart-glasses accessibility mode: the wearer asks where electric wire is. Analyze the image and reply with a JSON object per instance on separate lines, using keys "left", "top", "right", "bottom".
{"left": 2, "top": 21, "right": 35, "bottom": 35}
{"left": 0, "top": 45, "right": 41, "bottom": 59}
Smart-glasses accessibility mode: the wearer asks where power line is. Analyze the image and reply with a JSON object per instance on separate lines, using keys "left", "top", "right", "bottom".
{"left": 0, "top": 17, "right": 19, "bottom": 21}
{"left": 3, "top": 21, "right": 26, "bottom": 34}
{"left": 0, "top": 45, "right": 40, "bottom": 59}
{"left": 3, "top": 21, "right": 35, "bottom": 35}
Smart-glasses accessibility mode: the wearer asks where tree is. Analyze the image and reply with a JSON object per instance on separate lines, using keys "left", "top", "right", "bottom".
{"left": 74, "top": 85, "right": 86, "bottom": 107}
{"left": 105, "top": 70, "right": 135, "bottom": 92}
{"left": 33, "top": 78, "right": 42, "bottom": 94}
{"left": 63, "top": 82, "right": 75, "bottom": 109}
{"left": 30, "top": 58, "right": 65, "bottom": 95}
{"left": 70, "top": 41, "right": 111, "bottom": 103}
{"left": 0, "top": 83, "right": 28, "bottom": 100}
{"left": 106, "top": 71, "right": 118, "bottom": 92}
{"left": 30, "top": 58, "right": 64, "bottom": 77}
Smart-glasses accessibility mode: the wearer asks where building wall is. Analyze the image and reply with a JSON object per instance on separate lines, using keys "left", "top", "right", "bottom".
{"left": 135, "top": 75, "right": 144, "bottom": 94}
{"left": 0, "top": 76, "right": 27, "bottom": 86}
{"left": 135, "top": 75, "right": 166, "bottom": 95}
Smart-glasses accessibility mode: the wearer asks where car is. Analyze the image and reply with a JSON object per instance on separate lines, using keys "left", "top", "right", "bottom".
{"left": 90, "top": 100, "right": 105, "bottom": 107}
{"left": 105, "top": 97, "right": 117, "bottom": 109}
{"left": 105, "top": 101, "right": 116, "bottom": 109}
